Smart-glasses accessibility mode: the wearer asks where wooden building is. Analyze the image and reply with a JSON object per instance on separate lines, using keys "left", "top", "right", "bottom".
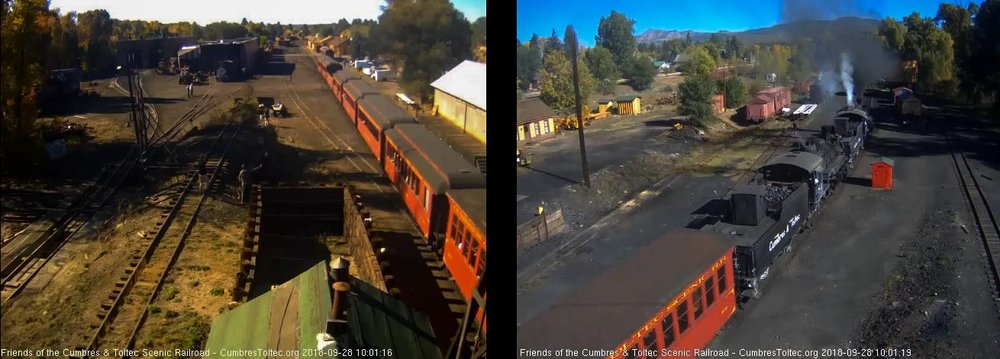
{"left": 431, "top": 60, "right": 487, "bottom": 143}
{"left": 615, "top": 95, "right": 642, "bottom": 115}
{"left": 517, "top": 98, "right": 559, "bottom": 144}
{"left": 596, "top": 99, "right": 615, "bottom": 114}
{"left": 712, "top": 94, "right": 725, "bottom": 113}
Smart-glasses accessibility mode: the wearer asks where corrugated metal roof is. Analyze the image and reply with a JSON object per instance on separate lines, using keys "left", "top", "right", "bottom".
{"left": 358, "top": 96, "right": 417, "bottom": 129}
{"left": 616, "top": 95, "right": 640, "bottom": 102}
{"left": 205, "top": 261, "right": 442, "bottom": 358}
{"left": 516, "top": 98, "right": 557, "bottom": 125}
{"left": 518, "top": 229, "right": 733, "bottom": 353}
{"left": 385, "top": 123, "right": 485, "bottom": 194}
{"left": 430, "top": 60, "right": 486, "bottom": 111}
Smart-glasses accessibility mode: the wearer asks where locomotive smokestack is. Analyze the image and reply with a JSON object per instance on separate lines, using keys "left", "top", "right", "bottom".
{"left": 840, "top": 53, "right": 854, "bottom": 107}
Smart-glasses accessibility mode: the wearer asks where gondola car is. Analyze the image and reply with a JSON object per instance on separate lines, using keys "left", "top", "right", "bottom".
{"left": 518, "top": 229, "right": 736, "bottom": 359}
{"left": 356, "top": 95, "right": 417, "bottom": 161}
{"left": 382, "top": 123, "right": 485, "bottom": 244}
{"left": 342, "top": 80, "right": 380, "bottom": 124}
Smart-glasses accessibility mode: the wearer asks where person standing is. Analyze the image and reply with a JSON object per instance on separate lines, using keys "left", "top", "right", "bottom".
{"left": 187, "top": 82, "right": 194, "bottom": 98}
{"left": 197, "top": 157, "right": 208, "bottom": 191}
{"left": 237, "top": 164, "right": 248, "bottom": 203}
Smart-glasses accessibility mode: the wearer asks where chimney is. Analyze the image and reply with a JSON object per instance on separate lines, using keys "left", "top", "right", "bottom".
{"left": 327, "top": 281, "right": 351, "bottom": 337}
{"left": 331, "top": 256, "right": 350, "bottom": 283}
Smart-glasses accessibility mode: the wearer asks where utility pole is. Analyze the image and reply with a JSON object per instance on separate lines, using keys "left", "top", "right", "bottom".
{"left": 568, "top": 26, "right": 590, "bottom": 187}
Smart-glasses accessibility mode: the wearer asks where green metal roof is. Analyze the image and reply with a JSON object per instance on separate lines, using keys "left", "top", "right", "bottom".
{"left": 205, "top": 261, "right": 442, "bottom": 359}
{"left": 615, "top": 95, "right": 640, "bottom": 102}
{"left": 653, "top": 60, "right": 666, "bottom": 67}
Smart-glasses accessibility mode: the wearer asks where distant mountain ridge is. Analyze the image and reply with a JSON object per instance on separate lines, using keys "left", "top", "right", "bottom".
{"left": 636, "top": 17, "right": 880, "bottom": 44}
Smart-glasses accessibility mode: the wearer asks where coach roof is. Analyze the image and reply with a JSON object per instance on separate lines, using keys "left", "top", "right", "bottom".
{"left": 517, "top": 228, "right": 733, "bottom": 353}
{"left": 344, "top": 80, "right": 379, "bottom": 99}
{"left": 385, "top": 123, "right": 485, "bottom": 193}
{"left": 358, "top": 96, "right": 416, "bottom": 129}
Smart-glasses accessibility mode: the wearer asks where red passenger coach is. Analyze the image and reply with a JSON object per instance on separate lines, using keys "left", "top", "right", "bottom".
{"left": 342, "top": 80, "right": 379, "bottom": 123}
{"left": 382, "top": 123, "right": 485, "bottom": 243}
{"left": 356, "top": 96, "right": 416, "bottom": 161}
{"left": 330, "top": 71, "right": 358, "bottom": 104}
{"left": 442, "top": 188, "right": 486, "bottom": 301}
{"left": 518, "top": 229, "right": 736, "bottom": 359}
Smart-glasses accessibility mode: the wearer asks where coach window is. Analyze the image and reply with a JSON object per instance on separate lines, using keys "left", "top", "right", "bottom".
{"left": 642, "top": 330, "right": 659, "bottom": 358}
{"left": 677, "top": 300, "right": 690, "bottom": 333}
{"left": 454, "top": 221, "right": 466, "bottom": 249}
{"left": 705, "top": 277, "right": 716, "bottom": 307}
{"left": 476, "top": 251, "right": 485, "bottom": 279}
{"left": 423, "top": 187, "right": 431, "bottom": 211}
{"left": 692, "top": 286, "right": 704, "bottom": 319}
{"left": 717, "top": 267, "right": 727, "bottom": 293}
{"left": 660, "top": 312, "right": 676, "bottom": 348}
{"left": 467, "top": 236, "right": 480, "bottom": 267}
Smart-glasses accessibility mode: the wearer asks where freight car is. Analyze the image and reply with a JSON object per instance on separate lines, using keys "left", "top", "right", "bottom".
{"left": 518, "top": 229, "right": 737, "bottom": 359}
{"left": 746, "top": 87, "right": 791, "bottom": 123}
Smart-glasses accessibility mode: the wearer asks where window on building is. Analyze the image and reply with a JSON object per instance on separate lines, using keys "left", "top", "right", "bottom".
{"left": 533, "top": 122, "right": 540, "bottom": 136}
{"left": 692, "top": 287, "right": 704, "bottom": 319}
{"left": 542, "top": 119, "right": 550, "bottom": 134}
{"left": 718, "top": 267, "right": 727, "bottom": 293}
{"left": 677, "top": 301, "right": 690, "bottom": 333}
{"left": 705, "top": 277, "right": 716, "bottom": 307}
{"left": 660, "top": 313, "right": 676, "bottom": 348}
{"left": 643, "top": 330, "right": 659, "bottom": 356}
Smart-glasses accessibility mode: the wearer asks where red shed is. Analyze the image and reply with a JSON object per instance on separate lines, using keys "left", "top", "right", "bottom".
{"left": 712, "top": 94, "right": 725, "bottom": 113}
{"left": 871, "top": 157, "right": 895, "bottom": 189}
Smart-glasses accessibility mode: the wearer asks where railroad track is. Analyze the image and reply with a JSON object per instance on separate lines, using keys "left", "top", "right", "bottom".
{"left": 950, "top": 150, "right": 1000, "bottom": 314}
{"left": 1, "top": 150, "right": 140, "bottom": 306}
{"left": 1, "top": 77, "right": 237, "bottom": 307}
{"left": 70, "top": 120, "right": 243, "bottom": 358}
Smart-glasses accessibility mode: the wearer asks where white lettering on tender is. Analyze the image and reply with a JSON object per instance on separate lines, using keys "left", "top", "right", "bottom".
{"left": 768, "top": 214, "right": 802, "bottom": 252}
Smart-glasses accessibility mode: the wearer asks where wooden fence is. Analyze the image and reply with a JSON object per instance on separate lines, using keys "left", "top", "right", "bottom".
{"left": 517, "top": 209, "right": 568, "bottom": 252}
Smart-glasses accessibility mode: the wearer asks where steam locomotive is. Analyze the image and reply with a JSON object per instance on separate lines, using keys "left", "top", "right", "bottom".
{"left": 690, "top": 105, "right": 873, "bottom": 303}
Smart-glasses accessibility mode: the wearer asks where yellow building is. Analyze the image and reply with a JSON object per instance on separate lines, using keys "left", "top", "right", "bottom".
{"left": 431, "top": 60, "right": 487, "bottom": 144}
{"left": 517, "top": 98, "right": 558, "bottom": 144}
{"left": 615, "top": 95, "right": 642, "bottom": 115}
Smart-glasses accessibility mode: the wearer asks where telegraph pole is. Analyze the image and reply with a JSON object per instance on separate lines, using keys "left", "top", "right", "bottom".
{"left": 567, "top": 26, "right": 590, "bottom": 187}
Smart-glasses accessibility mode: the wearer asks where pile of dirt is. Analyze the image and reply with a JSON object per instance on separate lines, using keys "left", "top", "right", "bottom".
{"left": 855, "top": 209, "right": 964, "bottom": 357}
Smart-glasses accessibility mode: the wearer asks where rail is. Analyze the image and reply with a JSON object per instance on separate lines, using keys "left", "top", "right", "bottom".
{"left": 0, "top": 76, "right": 239, "bottom": 307}
{"left": 70, "top": 120, "right": 242, "bottom": 358}
{"left": 950, "top": 150, "right": 1000, "bottom": 315}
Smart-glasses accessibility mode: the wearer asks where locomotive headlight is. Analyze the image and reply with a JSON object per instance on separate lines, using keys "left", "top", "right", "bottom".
{"left": 814, "top": 178, "right": 819, "bottom": 184}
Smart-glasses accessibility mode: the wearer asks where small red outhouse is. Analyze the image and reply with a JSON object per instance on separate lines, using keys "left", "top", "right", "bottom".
{"left": 871, "top": 157, "right": 895, "bottom": 189}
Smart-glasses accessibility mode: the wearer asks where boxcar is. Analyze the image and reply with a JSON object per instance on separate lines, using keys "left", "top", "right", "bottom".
{"left": 518, "top": 229, "right": 736, "bottom": 359}
{"left": 356, "top": 95, "right": 417, "bottom": 161}
{"left": 382, "top": 123, "right": 485, "bottom": 243}
{"left": 442, "top": 188, "right": 486, "bottom": 301}
{"left": 343, "top": 81, "right": 379, "bottom": 123}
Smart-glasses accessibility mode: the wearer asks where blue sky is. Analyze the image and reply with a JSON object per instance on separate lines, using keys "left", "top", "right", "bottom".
{"left": 50, "top": 0, "right": 485, "bottom": 24}
{"left": 518, "top": 0, "right": 966, "bottom": 46}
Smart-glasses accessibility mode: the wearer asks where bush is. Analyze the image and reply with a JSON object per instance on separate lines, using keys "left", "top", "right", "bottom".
{"left": 161, "top": 286, "right": 180, "bottom": 301}
{"left": 209, "top": 288, "right": 224, "bottom": 296}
